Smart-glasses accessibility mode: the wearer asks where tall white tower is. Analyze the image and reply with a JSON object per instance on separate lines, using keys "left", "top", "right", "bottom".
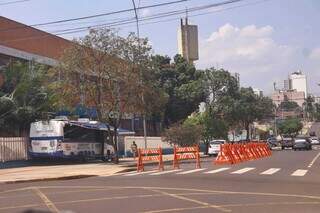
{"left": 289, "top": 70, "right": 307, "bottom": 98}
{"left": 177, "top": 18, "right": 199, "bottom": 63}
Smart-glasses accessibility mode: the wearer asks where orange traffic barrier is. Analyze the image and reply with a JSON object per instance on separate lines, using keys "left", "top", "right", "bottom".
{"left": 173, "top": 145, "right": 201, "bottom": 169}
{"left": 214, "top": 142, "right": 272, "bottom": 165}
{"left": 214, "top": 144, "right": 236, "bottom": 164}
{"left": 137, "top": 147, "right": 164, "bottom": 172}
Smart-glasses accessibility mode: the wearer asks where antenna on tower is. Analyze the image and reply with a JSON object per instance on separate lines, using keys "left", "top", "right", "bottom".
{"left": 185, "top": 7, "right": 188, "bottom": 25}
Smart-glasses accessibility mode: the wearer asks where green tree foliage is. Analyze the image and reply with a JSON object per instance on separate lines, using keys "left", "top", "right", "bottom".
{"left": 151, "top": 54, "right": 206, "bottom": 127}
{"left": 184, "top": 111, "right": 228, "bottom": 154}
{"left": 314, "top": 103, "right": 320, "bottom": 121}
{"left": 162, "top": 122, "right": 203, "bottom": 146}
{"left": 303, "top": 95, "right": 315, "bottom": 120}
{"left": 279, "top": 100, "right": 300, "bottom": 111}
{"left": 0, "top": 61, "right": 54, "bottom": 136}
{"left": 278, "top": 118, "right": 303, "bottom": 136}
{"left": 231, "top": 87, "right": 274, "bottom": 140}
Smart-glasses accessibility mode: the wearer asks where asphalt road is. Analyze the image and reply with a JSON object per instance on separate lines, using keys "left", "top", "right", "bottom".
{"left": 1, "top": 146, "right": 320, "bottom": 213}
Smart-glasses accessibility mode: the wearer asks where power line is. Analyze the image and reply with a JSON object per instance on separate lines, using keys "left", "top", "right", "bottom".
{"left": 0, "top": 0, "right": 188, "bottom": 32}
{"left": 0, "top": 0, "right": 30, "bottom": 6}
{"left": 2, "top": 0, "right": 266, "bottom": 43}
{"left": 47, "top": 0, "right": 243, "bottom": 34}
{"left": 40, "top": 0, "right": 242, "bottom": 34}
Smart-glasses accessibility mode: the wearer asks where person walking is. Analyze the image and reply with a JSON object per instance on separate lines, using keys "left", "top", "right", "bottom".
{"left": 131, "top": 141, "right": 138, "bottom": 160}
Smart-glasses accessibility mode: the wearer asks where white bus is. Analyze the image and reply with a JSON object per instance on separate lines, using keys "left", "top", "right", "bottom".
{"left": 29, "top": 118, "right": 119, "bottom": 161}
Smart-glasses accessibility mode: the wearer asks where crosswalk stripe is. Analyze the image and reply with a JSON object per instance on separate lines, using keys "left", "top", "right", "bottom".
{"left": 204, "top": 167, "right": 230, "bottom": 174}
{"left": 260, "top": 168, "right": 281, "bottom": 175}
{"left": 123, "top": 170, "right": 158, "bottom": 176}
{"left": 149, "top": 169, "right": 183, "bottom": 176}
{"left": 176, "top": 168, "right": 206, "bottom": 174}
{"left": 231, "top": 167, "right": 255, "bottom": 174}
{"left": 291, "top": 169, "right": 308, "bottom": 177}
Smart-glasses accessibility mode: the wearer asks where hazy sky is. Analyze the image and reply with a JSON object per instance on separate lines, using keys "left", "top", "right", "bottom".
{"left": 1, "top": 0, "right": 319, "bottom": 95}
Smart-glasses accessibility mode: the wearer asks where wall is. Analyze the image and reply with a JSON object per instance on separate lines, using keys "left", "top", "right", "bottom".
{"left": 124, "top": 136, "right": 173, "bottom": 157}
{"left": 0, "top": 137, "right": 28, "bottom": 162}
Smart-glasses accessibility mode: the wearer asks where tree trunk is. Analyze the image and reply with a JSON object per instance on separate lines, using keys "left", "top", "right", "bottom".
{"left": 113, "top": 126, "right": 119, "bottom": 164}
{"left": 205, "top": 141, "right": 209, "bottom": 155}
{"left": 97, "top": 110, "right": 105, "bottom": 158}
{"left": 245, "top": 122, "right": 250, "bottom": 141}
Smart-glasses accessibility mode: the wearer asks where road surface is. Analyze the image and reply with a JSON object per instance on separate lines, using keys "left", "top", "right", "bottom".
{"left": 1, "top": 146, "right": 320, "bottom": 213}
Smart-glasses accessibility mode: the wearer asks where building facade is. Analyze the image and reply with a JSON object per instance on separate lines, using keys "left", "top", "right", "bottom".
{"left": 271, "top": 90, "right": 305, "bottom": 107}
{"left": 0, "top": 16, "right": 72, "bottom": 67}
{"left": 289, "top": 71, "right": 307, "bottom": 98}
{"left": 177, "top": 18, "right": 199, "bottom": 63}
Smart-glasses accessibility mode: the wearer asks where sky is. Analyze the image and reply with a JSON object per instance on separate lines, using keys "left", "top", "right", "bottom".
{"left": 1, "top": 0, "right": 319, "bottom": 95}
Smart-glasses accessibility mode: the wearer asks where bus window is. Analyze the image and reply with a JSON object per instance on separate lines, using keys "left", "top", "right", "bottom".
{"left": 64, "top": 125, "right": 96, "bottom": 142}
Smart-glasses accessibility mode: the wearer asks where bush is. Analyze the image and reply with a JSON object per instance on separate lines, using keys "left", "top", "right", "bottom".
{"left": 162, "top": 123, "right": 203, "bottom": 146}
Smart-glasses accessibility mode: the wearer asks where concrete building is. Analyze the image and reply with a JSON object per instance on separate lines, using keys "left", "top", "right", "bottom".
{"left": 253, "top": 88, "right": 263, "bottom": 97}
{"left": 0, "top": 16, "right": 72, "bottom": 67}
{"left": 271, "top": 90, "right": 305, "bottom": 107}
{"left": 289, "top": 70, "right": 307, "bottom": 98}
{"left": 177, "top": 18, "right": 199, "bottom": 63}
{"left": 0, "top": 16, "right": 163, "bottom": 137}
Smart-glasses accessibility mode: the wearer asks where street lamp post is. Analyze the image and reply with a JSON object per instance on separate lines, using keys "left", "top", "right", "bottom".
{"left": 132, "top": 0, "right": 148, "bottom": 149}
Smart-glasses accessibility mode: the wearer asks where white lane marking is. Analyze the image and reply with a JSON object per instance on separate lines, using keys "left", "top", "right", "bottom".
{"left": 204, "top": 168, "right": 230, "bottom": 174}
{"left": 231, "top": 167, "right": 255, "bottom": 174}
{"left": 176, "top": 168, "right": 206, "bottom": 175}
{"left": 308, "top": 151, "right": 320, "bottom": 168}
{"left": 149, "top": 169, "right": 183, "bottom": 176}
{"left": 260, "top": 168, "right": 281, "bottom": 175}
{"left": 291, "top": 169, "right": 308, "bottom": 177}
{"left": 123, "top": 170, "right": 158, "bottom": 176}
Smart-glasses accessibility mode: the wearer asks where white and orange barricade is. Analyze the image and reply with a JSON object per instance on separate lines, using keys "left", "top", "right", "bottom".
{"left": 137, "top": 147, "right": 164, "bottom": 172}
{"left": 173, "top": 145, "right": 201, "bottom": 169}
{"left": 214, "top": 144, "right": 236, "bottom": 165}
{"left": 214, "top": 142, "right": 272, "bottom": 165}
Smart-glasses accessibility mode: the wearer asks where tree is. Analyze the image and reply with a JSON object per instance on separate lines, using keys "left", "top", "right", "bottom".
{"left": 203, "top": 67, "right": 239, "bottom": 104}
{"left": 162, "top": 122, "right": 203, "bottom": 146}
{"left": 54, "top": 28, "right": 152, "bottom": 162}
{"left": 303, "top": 95, "right": 315, "bottom": 120}
{"left": 151, "top": 54, "right": 206, "bottom": 127}
{"left": 314, "top": 103, "right": 320, "bottom": 121}
{"left": 231, "top": 88, "right": 274, "bottom": 140}
{"left": 0, "top": 61, "right": 54, "bottom": 136}
{"left": 279, "top": 100, "right": 300, "bottom": 111}
{"left": 278, "top": 118, "right": 303, "bottom": 136}
{"left": 184, "top": 111, "right": 228, "bottom": 154}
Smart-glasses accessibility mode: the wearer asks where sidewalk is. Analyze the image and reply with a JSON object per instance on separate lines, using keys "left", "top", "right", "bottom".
{"left": 0, "top": 153, "right": 207, "bottom": 184}
{"left": 0, "top": 156, "right": 167, "bottom": 184}
{"left": 0, "top": 163, "right": 130, "bottom": 184}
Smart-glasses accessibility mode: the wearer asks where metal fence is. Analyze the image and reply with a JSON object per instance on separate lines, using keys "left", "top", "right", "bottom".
{"left": 0, "top": 137, "right": 28, "bottom": 162}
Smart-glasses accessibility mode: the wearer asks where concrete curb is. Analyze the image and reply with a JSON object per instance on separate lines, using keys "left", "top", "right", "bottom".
{"left": 1, "top": 175, "right": 98, "bottom": 184}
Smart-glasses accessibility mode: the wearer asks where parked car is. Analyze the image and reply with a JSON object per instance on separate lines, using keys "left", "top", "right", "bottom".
{"left": 267, "top": 137, "right": 278, "bottom": 149}
{"left": 310, "top": 137, "right": 320, "bottom": 145}
{"left": 208, "top": 140, "right": 226, "bottom": 156}
{"left": 281, "top": 136, "right": 294, "bottom": 149}
{"left": 293, "top": 137, "right": 312, "bottom": 151}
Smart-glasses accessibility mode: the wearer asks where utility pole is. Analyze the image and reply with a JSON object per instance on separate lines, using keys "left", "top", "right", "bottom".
{"left": 132, "top": 0, "right": 148, "bottom": 149}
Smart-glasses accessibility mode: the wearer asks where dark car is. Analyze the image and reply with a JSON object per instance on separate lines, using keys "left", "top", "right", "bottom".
{"left": 281, "top": 137, "right": 294, "bottom": 149}
{"left": 267, "top": 137, "right": 278, "bottom": 149}
{"left": 293, "top": 137, "right": 312, "bottom": 151}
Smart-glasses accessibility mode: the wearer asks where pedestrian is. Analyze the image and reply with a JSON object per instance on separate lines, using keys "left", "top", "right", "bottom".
{"left": 131, "top": 141, "right": 138, "bottom": 159}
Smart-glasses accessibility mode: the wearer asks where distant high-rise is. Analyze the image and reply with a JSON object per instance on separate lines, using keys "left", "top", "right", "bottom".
{"left": 289, "top": 70, "right": 307, "bottom": 98}
{"left": 177, "top": 18, "right": 199, "bottom": 63}
{"left": 284, "top": 79, "right": 289, "bottom": 90}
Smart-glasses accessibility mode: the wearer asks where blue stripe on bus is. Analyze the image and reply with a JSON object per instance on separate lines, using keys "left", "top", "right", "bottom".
{"left": 30, "top": 136, "right": 63, "bottom": 141}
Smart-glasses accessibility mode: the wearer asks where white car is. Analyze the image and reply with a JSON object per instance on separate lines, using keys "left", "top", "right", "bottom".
{"left": 311, "top": 137, "right": 320, "bottom": 145}
{"left": 208, "top": 140, "right": 226, "bottom": 156}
